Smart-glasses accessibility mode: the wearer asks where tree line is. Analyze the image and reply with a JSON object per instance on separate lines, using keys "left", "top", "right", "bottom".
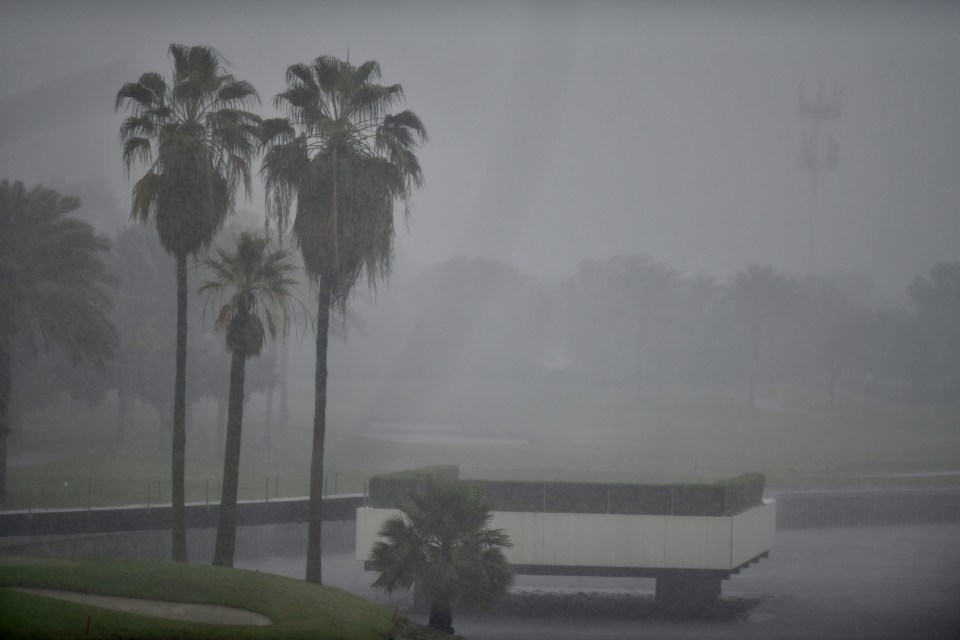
{"left": 1, "top": 44, "right": 426, "bottom": 582}
{"left": 362, "top": 254, "right": 959, "bottom": 409}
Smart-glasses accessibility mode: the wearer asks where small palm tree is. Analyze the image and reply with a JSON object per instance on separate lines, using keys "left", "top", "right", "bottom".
{"left": 116, "top": 44, "right": 260, "bottom": 561}
{"left": 370, "top": 477, "right": 513, "bottom": 634}
{"left": 261, "top": 54, "right": 427, "bottom": 584}
{"left": 0, "top": 180, "right": 117, "bottom": 500}
{"left": 199, "top": 231, "right": 299, "bottom": 568}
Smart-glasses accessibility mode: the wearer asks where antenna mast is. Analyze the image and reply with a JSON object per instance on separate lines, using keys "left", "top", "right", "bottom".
{"left": 798, "top": 83, "right": 841, "bottom": 273}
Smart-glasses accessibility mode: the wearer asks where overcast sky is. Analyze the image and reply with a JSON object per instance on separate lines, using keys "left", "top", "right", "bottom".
{"left": 1, "top": 0, "right": 958, "bottom": 298}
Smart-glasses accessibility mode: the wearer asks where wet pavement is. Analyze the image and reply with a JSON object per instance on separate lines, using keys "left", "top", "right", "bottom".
{"left": 236, "top": 523, "right": 960, "bottom": 640}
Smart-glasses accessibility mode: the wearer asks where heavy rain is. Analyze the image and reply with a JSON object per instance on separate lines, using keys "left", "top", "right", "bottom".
{"left": 1, "top": 1, "right": 959, "bottom": 639}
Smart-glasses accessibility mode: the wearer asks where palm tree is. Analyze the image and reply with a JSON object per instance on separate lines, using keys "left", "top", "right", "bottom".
{"left": 370, "top": 477, "right": 513, "bottom": 634}
{"left": 0, "top": 180, "right": 117, "bottom": 501}
{"left": 260, "top": 55, "right": 427, "bottom": 584}
{"left": 907, "top": 262, "right": 960, "bottom": 404}
{"left": 199, "top": 231, "right": 298, "bottom": 567}
{"left": 728, "top": 264, "right": 800, "bottom": 409}
{"left": 605, "top": 255, "right": 679, "bottom": 401}
{"left": 115, "top": 44, "right": 260, "bottom": 561}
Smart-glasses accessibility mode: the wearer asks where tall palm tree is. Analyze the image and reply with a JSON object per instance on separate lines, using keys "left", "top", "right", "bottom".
{"left": 261, "top": 55, "right": 427, "bottom": 584}
{"left": 370, "top": 476, "right": 513, "bottom": 634}
{"left": 0, "top": 180, "right": 117, "bottom": 501}
{"left": 199, "top": 231, "right": 298, "bottom": 567}
{"left": 115, "top": 44, "right": 260, "bottom": 561}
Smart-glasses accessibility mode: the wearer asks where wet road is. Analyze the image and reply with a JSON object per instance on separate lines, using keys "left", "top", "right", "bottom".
{"left": 237, "top": 523, "right": 960, "bottom": 640}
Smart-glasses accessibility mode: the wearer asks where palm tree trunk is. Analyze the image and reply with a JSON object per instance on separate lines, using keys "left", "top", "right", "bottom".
{"left": 330, "top": 150, "right": 339, "bottom": 269}
{"left": 305, "top": 279, "right": 332, "bottom": 584}
{"left": 213, "top": 341, "right": 246, "bottom": 567}
{"left": 428, "top": 599, "right": 454, "bottom": 634}
{"left": 0, "top": 346, "right": 10, "bottom": 502}
{"left": 172, "top": 252, "right": 189, "bottom": 562}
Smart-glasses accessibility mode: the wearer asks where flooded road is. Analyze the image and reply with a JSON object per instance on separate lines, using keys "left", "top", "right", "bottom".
{"left": 237, "top": 523, "right": 960, "bottom": 639}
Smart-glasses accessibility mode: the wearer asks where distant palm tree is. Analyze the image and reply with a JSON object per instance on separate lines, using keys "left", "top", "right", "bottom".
{"left": 728, "top": 264, "right": 799, "bottom": 409}
{"left": 370, "top": 477, "right": 513, "bottom": 634}
{"left": 605, "top": 255, "right": 679, "bottom": 401}
{"left": 115, "top": 44, "right": 260, "bottom": 561}
{"left": 260, "top": 55, "right": 426, "bottom": 584}
{"left": 199, "top": 231, "right": 298, "bottom": 567}
{"left": 0, "top": 180, "right": 117, "bottom": 501}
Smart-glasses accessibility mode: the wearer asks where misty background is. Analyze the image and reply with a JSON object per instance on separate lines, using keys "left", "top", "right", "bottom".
{"left": 2, "top": 1, "right": 958, "bottom": 292}
{"left": 1, "top": 0, "right": 959, "bottom": 491}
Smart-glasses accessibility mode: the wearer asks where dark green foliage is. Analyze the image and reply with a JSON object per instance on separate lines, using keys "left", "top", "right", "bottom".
{"left": 0, "top": 180, "right": 117, "bottom": 366}
{"left": 369, "top": 476, "right": 513, "bottom": 634}
{"left": 369, "top": 467, "right": 765, "bottom": 517}
{"left": 261, "top": 54, "right": 427, "bottom": 307}
{"left": 0, "top": 180, "right": 117, "bottom": 500}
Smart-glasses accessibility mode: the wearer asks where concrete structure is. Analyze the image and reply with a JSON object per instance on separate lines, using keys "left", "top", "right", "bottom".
{"left": 357, "top": 501, "right": 775, "bottom": 574}
{"left": 356, "top": 497, "right": 775, "bottom": 617}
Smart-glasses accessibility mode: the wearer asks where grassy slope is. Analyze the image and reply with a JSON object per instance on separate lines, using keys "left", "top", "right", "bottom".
{"left": 0, "top": 557, "right": 392, "bottom": 639}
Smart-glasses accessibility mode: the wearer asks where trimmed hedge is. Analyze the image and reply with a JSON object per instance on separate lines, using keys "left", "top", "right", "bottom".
{"left": 369, "top": 468, "right": 765, "bottom": 517}
{"left": 367, "top": 465, "right": 460, "bottom": 508}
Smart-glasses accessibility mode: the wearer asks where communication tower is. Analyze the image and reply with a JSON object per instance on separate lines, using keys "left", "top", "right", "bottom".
{"left": 798, "top": 83, "right": 841, "bottom": 273}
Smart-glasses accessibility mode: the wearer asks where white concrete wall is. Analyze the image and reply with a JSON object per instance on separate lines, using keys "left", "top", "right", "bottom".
{"left": 356, "top": 500, "right": 776, "bottom": 571}
{"left": 731, "top": 499, "right": 777, "bottom": 567}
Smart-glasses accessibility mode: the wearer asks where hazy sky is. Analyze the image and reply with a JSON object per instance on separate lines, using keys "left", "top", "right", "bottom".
{"left": 1, "top": 0, "right": 958, "bottom": 297}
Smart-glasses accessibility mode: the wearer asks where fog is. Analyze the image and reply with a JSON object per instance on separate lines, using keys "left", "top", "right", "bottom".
{"left": 2, "top": 1, "right": 959, "bottom": 295}
{"left": 2, "top": 2, "right": 960, "bottom": 636}
{"left": 2, "top": 0, "right": 958, "bottom": 465}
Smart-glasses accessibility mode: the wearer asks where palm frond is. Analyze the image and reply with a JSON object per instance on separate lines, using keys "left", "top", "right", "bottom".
{"left": 118, "top": 44, "right": 260, "bottom": 258}
{"left": 216, "top": 79, "right": 260, "bottom": 108}
{"left": 198, "top": 231, "right": 301, "bottom": 358}
{"left": 0, "top": 180, "right": 118, "bottom": 367}
{"left": 368, "top": 476, "right": 513, "bottom": 610}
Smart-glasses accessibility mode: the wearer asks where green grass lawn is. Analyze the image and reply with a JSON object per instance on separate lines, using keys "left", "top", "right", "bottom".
{"left": 0, "top": 556, "right": 393, "bottom": 639}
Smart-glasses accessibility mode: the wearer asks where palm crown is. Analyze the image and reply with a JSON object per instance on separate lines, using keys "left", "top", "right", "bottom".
{"left": 260, "top": 55, "right": 427, "bottom": 304}
{"left": 116, "top": 44, "right": 261, "bottom": 257}
{"left": 0, "top": 180, "right": 117, "bottom": 365}
{"left": 370, "top": 477, "right": 514, "bottom": 609}
{"left": 198, "top": 231, "right": 299, "bottom": 359}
